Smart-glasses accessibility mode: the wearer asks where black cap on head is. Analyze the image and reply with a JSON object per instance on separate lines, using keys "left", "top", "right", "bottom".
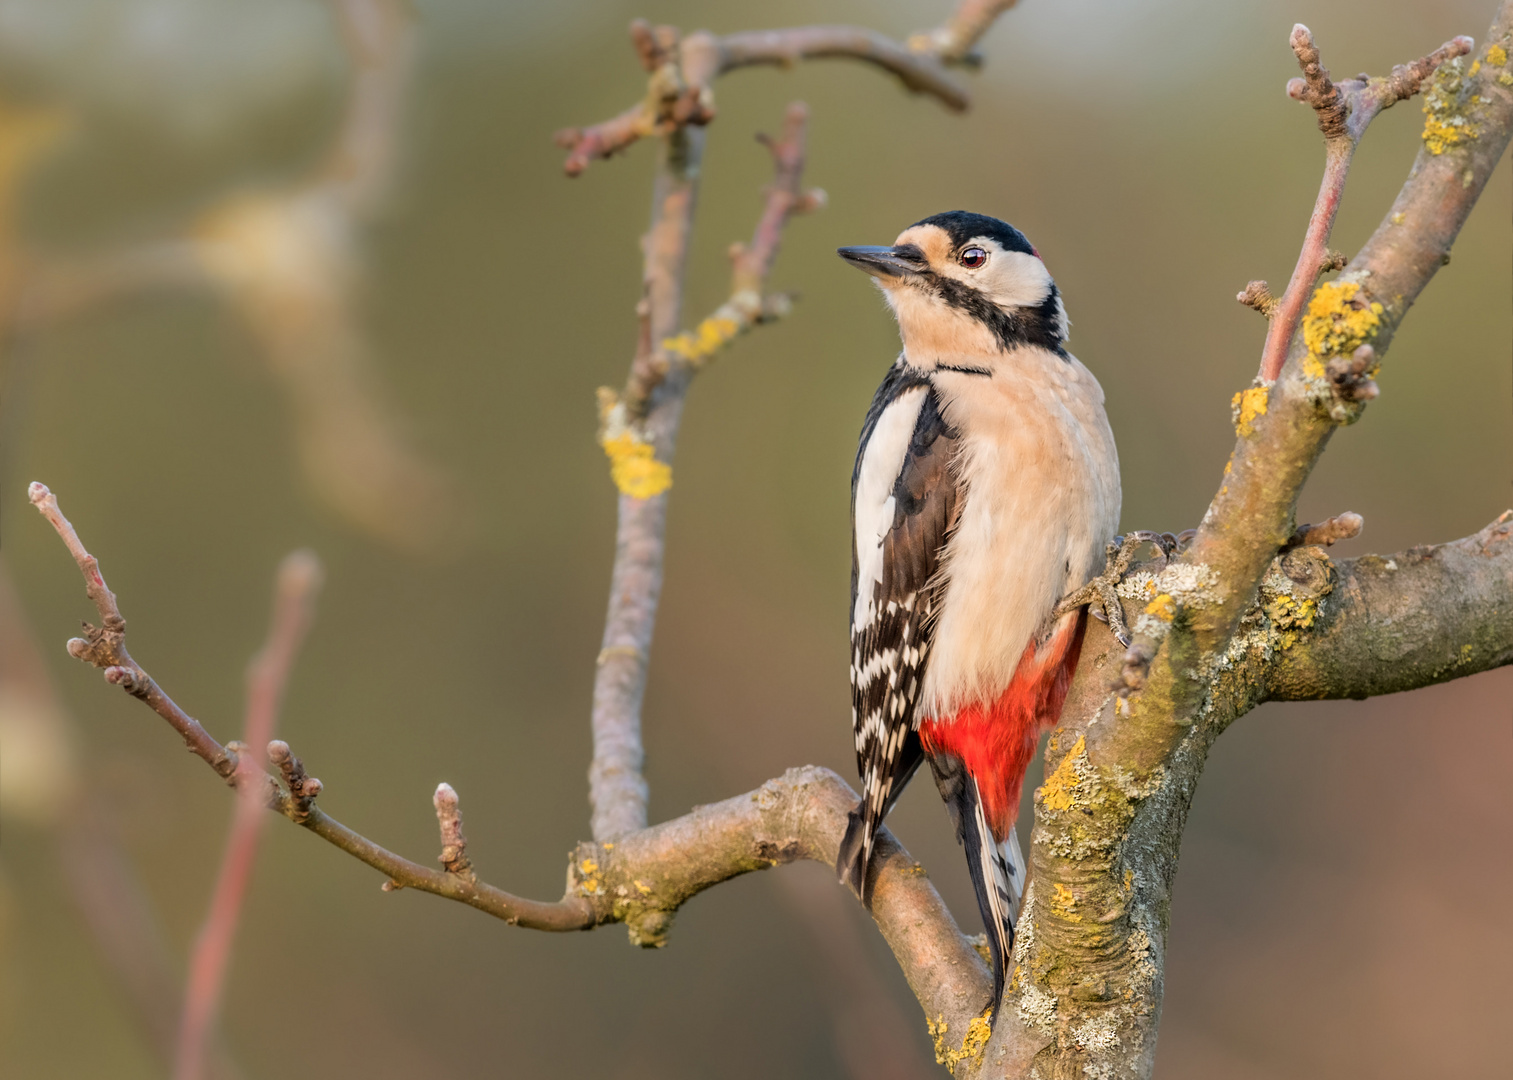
{"left": 910, "top": 211, "right": 1035, "bottom": 256}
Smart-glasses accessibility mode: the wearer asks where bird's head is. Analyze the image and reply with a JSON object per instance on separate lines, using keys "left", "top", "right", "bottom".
{"left": 838, "top": 211, "right": 1067, "bottom": 363}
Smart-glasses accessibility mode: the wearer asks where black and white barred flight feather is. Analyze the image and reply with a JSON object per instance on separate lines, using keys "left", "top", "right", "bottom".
{"left": 836, "top": 362, "right": 960, "bottom": 902}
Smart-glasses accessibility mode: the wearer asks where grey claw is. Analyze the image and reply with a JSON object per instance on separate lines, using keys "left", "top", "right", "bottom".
{"left": 1115, "top": 630, "right": 1132, "bottom": 648}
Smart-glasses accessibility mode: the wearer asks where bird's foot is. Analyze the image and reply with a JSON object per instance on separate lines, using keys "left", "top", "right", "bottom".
{"left": 1055, "top": 530, "right": 1191, "bottom": 647}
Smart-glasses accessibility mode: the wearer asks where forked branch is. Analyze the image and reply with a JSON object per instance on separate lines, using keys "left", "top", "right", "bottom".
{"left": 556, "top": 0, "right": 1020, "bottom": 175}
{"left": 1255, "top": 25, "right": 1472, "bottom": 382}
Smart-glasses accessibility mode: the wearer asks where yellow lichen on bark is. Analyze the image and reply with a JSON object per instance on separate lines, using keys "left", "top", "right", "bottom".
{"left": 928, "top": 1011, "right": 993, "bottom": 1075}
{"left": 602, "top": 431, "right": 673, "bottom": 498}
{"left": 662, "top": 314, "right": 741, "bottom": 363}
{"left": 1422, "top": 57, "right": 1479, "bottom": 155}
{"left": 1301, "top": 281, "right": 1383, "bottom": 378}
{"left": 1230, "top": 385, "right": 1269, "bottom": 436}
{"left": 1144, "top": 594, "right": 1176, "bottom": 621}
{"left": 1040, "top": 735, "right": 1086, "bottom": 813}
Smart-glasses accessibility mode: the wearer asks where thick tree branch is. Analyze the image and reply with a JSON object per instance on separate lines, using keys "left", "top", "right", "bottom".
{"left": 1265, "top": 513, "right": 1513, "bottom": 701}
{"left": 978, "top": 9, "right": 1513, "bottom": 1075}
{"left": 1184, "top": 11, "right": 1510, "bottom": 670}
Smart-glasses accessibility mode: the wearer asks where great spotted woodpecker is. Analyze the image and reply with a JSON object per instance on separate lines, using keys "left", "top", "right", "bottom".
{"left": 836, "top": 211, "right": 1121, "bottom": 1015}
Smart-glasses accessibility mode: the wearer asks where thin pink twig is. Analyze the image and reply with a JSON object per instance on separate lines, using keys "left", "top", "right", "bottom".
{"left": 1256, "top": 26, "right": 1471, "bottom": 383}
{"left": 1258, "top": 143, "right": 1351, "bottom": 382}
{"left": 173, "top": 551, "right": 322, "bottom": 1080}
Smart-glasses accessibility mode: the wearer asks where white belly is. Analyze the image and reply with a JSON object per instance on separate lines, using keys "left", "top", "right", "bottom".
{"left": 918, "top": 348, "right": 1121, "bottom": 719}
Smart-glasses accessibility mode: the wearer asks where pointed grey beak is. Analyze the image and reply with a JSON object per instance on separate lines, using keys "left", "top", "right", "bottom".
{"left": 837, "top": 244, "right": 927, "bottom": 279}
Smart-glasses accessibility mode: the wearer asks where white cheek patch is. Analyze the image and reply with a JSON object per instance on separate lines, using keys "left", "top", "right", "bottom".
{"left": 937, "top": 243, "right": 1054, "bottom": 311}
{"left": 853, "top": 386, "right": 928, "bottom": 628}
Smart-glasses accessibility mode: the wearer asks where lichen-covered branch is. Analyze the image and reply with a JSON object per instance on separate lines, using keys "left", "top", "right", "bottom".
{"left": 1187, "top": 11, "right": 1509, "bottom": 664}
{"left": 972, "top": 8, "right": 1513, "bottom": 1076}
{"left": 1256, "top": 26, "right": 1471, "bottom": 383}
{"left": 1265, "top": 513, "right": 1513, "bottom": 701}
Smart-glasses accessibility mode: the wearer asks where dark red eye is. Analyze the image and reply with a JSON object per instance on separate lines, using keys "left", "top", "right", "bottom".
{"left": 959, "top": 246, "right": 988, "bottom": 269}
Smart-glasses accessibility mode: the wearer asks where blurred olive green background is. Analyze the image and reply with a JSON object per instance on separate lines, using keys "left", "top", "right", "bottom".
{"left": 2, "top": 0, "right": 1509, "bottom": 1076}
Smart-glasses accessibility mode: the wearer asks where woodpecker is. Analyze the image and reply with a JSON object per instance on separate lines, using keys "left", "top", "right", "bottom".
{"left": 836, "top": 211, "right": 1121, "bottom": 1016}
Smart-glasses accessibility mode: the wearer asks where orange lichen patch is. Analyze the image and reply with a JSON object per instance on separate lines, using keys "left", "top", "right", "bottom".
{"left": 1144, "top": 594, "right": 1176, "bottom": 621}
{"left": 1487, "top": 43, "right": 1508, "bottom": 66}
{"left": 1302, "top": 281, "right": 1383, "bottom": 377}
{"left": 1040, "top": 735, "right": 1086, "bottom": 812}
{"left": 1230, "top": 385, "right": 1270, "bottom": 436}
{"left": 602, "top": 431, "right": 672, "bottom": 498}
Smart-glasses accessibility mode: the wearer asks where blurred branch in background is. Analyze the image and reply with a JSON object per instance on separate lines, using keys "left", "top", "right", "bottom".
{"left": 174, "top": 552, "right": 321, "bottom": 1080}
{"left": 0, "top": 559, "right": 241, "bottom": 1080}
{"left": 11, "top": 0, "right": 459, "bottom": 556}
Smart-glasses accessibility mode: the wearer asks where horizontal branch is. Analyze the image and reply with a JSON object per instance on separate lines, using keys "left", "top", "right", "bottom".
{"left": 27, "top": 481, "right": 988, "bottom": 1037}
{"left": 712, "top": 27, "right": 967, "bottom": 110}
{"left": 556, "top": 0, "right": 1020, "bottom": 175}
{"left": 1265, "top": 513, "right": 1513, "bottom": 701}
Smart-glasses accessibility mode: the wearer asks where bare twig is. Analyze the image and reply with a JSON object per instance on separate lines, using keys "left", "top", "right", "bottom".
{"left": 712, "top": 26, "right": 965, "bottom": 108}
{"left": 1256, "top": 26, "right": 1472, "bottom": 382}
{"left": 556, "top": 0, "right": 1024, "bottom": 176}
{"left": 27, "top": 483, "right": 237, "bottom": 779}
{"left": 1282, "top": 511, "right": 1364, "bottom": 550}
{"left": 620, "top": 102, "right": 823, "bottom": 411}
{"left": 908, "top": 0, "right": 1021, "bottom": 66}
{"left": 555, "top": 22, "right": 716, "bottom": 177}
{"left": 174, "top": 552, "right": 323, "bottom": 1080}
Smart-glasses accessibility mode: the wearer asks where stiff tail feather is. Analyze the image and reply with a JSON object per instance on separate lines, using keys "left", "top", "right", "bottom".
{"left": 962, "top": 776, "right": 1017, "bottom": 1016}
{"left": 836, "top": 808, "right": 870, "bottom": 900}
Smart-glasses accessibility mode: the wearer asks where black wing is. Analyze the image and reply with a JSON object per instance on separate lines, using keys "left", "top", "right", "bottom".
{"left": 838, "top": 368, "right": 959, "bottom": 901}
